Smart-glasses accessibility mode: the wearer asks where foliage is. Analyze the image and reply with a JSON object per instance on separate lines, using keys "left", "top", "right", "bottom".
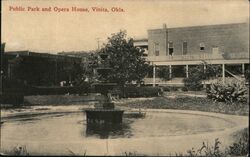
{"left": 99, "top": 30, "right": 150, "bottom": 86}
{"left": 162, "top": 86, "right": 170, "bottom": 92}
{"left": 162, "top": 86, "right": 179, "bottom": 92}
{"left": 206, "top": 81, "right": 247, "bottom": 103}
{"left": 244, "top": 68, "right": 250, "bottom": 81}
{"left": 124, "top": 151, "right": 147, "bottom": 156}
{"left": 203, "top": 62, "right": 222, "bottom": 79}
{"left": 1, "top": 145, "right": 30, "bottom": 156}
{"left": 183, "top": 65, "right": 204, "bottom": 91}
{"left": 184, "top": 61, "right": 221, "bottom": 91}
{"left": 157, "top": 66, "right": 171, "bottom": 81}
{"left": 83, "top": 52, "right": 99, "bottom": 84}
{"left": 181, "top": 87, "right": 188, "bottom": 91}
{"left": 184, "top": 128, "right": 249, "bottom": 157}
{"left": 117, "top": 94, "right": 249, "bottom": 116}
{"left": 111, "top": 86, "right": 163, "bottom": 98}
{"left": 25, "top": 86, "right": 90, "bottom": 95}
{"left": 0, "top": 92, "right": 24, "bottom": 105}
{"left": 186, "top": 138, "right": 223, "bottom": 157}
{"left": 226, "top": 127, "right": 249, "bottom": 156}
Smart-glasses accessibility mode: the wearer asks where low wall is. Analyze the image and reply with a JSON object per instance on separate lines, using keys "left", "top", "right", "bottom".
{"left": 24, "top": 94, "right": 98, "bottom": 105}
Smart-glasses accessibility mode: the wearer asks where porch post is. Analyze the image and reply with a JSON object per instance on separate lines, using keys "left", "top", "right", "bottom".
{"left": 169, "top": 65, "right": 172, "bottom": 79}
{"left": 242, "top": 64, "right": 245, "bottom": 75}
{"left": 222, "top": 64, "right": 225, "bottom": 84}
{"left": 186, "top": 65, "right": 189, "bottom": 78}
{"left": 153, "top": 64, "right": 156, "bottom": 87}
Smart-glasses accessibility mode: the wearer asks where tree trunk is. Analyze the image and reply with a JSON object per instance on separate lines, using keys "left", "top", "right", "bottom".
{"left": 120, "top": 83, "right": 126, "bottom": 98}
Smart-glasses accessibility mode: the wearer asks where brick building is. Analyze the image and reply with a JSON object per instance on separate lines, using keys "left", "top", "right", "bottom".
{"left": 134, "top": 22, "right": 249, "bottom": 86}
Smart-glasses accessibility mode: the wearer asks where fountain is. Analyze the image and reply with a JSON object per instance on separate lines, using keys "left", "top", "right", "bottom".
{"left": 85, "top": 53, "right": 124, "bottom": 124}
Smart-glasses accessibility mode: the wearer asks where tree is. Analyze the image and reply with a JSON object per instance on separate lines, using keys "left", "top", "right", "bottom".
{"left": 82, "top": 52, "right": 99, "bottom": 84}
{"left": 184, "top": 61, "right": 221, "bottom": 91}
{"left": 99, "top": 30, "right": 150, "bottom": 90}
{"left": 157, "top": 66, "right": 171, "bottom": 81}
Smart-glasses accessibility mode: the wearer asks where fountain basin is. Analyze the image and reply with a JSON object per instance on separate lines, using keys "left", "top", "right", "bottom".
{"left": 85, "top": 109, "right": 124, "bottom": 124}
{"left": 0, "top": 107, "right": 248, "bottom": 155}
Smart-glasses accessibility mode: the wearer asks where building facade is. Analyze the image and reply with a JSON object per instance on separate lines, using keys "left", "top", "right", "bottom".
{"left": 1, "top": 50, "right": 82, "bottom": 87}
{"left": 134, "top": 22, "right": 249, "bottom": 86}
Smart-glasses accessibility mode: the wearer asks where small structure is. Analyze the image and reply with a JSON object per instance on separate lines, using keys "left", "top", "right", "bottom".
{"left": 85, "top": 53, "right": 124, "bottom": 124}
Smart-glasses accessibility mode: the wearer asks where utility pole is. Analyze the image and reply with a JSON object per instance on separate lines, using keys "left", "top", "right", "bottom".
{"left": 0, "top": 43, "right": 6, "bottom": 95}
{"left": 96, "top": 38, "right": 100, "bottom": 50}
{"left": 153, "top": 64, "right": 156, "bottom": 87}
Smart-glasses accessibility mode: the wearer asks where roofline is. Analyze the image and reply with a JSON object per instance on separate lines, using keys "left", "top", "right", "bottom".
{"left": 5, "top": 50, "right": 82, "bottom": 59}
{"left": 148, "top": 22, "right": 247, "bottom": 32}
{"left": 133, "top": 38, "right": 148, "bottom": 42}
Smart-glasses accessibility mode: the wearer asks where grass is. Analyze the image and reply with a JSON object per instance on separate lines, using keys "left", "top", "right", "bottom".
{"left": 123, "top": 127, "right": 249, "bottom": 156}
{"left": 1, "top": 145, "right": 29, "bottom": 156}
{"left": 117, "top": 93, "right": 249, "bottom": 116}
{"left": 1, "top": 128, "right": 248, "bottom": 156}
{"left": 226, "top": 127, "right": 249, "bottom": 156}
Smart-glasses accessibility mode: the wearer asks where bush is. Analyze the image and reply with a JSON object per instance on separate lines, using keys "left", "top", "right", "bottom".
{"left": 184, "top": 62, "right": 221, "bottom": 91}
{"left": 161, "top": 86, "right": 181, "bottom": 92}
{"left": 25, "top": 85, "right": 90, "bottom": 96}
{"left": 245, "top": 69, "right": 250, "bottom": 82}
{"left": 115, "top": 86, "right": 162, "bottom": 98}
{"left": 186, "top": 138, "right": 223, "bottom": 157}
{"left": 181, "top": 87, "right": 188, "bottom": 92}
{"left": 184, "top": 77, "right": 203, "bottom": 91}
{"left": 226, "top": 128, "right": 249, "bottom": 156}
{"left": 183, "top": 65, "right": 204, "bottom": 91}
{"left": 206, "top": 81, "right": 247, "bottom": 103}
{"left": 162, "top": 86, "right": 170, "bottom": 92}
{"left": 157, "top": 66, "right": 171, "bottom": 81}
{"left": 0, "top": 92, "right": 24, "bottom": 105}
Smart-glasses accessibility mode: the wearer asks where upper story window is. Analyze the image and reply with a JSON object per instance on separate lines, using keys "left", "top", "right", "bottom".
{"left": 182, "top": 41, "right": 187, "bottom": 55}
{"left": 200, "top": 42, "right": 205, "bottom": 51}
{"left": 168, "top": 41, "right": 174, "bottom": 56}
{"left": 154, "top": 43, "right": 160, "bottom": 56}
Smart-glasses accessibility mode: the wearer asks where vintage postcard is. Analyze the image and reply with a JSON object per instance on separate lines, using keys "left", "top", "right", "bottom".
{"left": 0, "top": 0, "right": 249, "bottom": 156}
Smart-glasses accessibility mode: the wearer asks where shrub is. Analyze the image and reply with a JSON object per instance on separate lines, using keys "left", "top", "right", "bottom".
{"left": 161, "top": 86, "right": 180, "bottom": 92}
{"left": 244, "top": 69, "right": 250, "bottom": 82}
{"left": 157, "top": 66, "right": 171, "bottom": 81}
{"left": 186, "top": 138, "right": 224, "bottom": 157}
{"left": 0, "top": 92, "right": 24, "bottom": 105}
{"left": 118, "top": 86, "right": 162, "bottom": 98}
{"left": 24, "top": 85, "right": 90, "bottom": 96}
{"left": 184, "top": 76, "right": 203, "bottom": 91}
{"left": 184, "top": 62, "right": 221, "bottom": 91}
{"left": 226, "top": 128, "right": 249, "bottom": 156}
{"left": 181, "top": 87, "right": 188, "bottom": 92}
{"left": 206, "top": 81, "right": 247, "bottom": 103}
{"left": 183, "top": 65, "right": 204, "bottom": 91}
{"left": 162, "top": 86, "right": 170, "bottom": 92}
{"left": 1, "top": 145, "right": 29, "bottom": 156}
{"left": 170, "top": 86, "right": 179, "bottom": 91}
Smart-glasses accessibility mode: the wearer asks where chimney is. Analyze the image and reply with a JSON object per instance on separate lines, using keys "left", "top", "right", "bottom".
{"left": 163, "top": 23, "right": 167, "bottom": 29}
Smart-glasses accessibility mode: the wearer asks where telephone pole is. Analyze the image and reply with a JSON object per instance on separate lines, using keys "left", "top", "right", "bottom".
{"left": 96, "top": 38, "right": 100, "bottom": 50}
{"left": 0, "top": 43, "right": 6, "bottom": 95}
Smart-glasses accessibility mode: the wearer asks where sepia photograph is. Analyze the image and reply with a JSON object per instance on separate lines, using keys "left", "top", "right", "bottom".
{"left": 0, "top": 0, "right": 249, "bottom": 156}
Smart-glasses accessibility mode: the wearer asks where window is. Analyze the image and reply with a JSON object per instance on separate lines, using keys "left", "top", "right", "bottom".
{"left": 154, "top": 43, "right": 159, "bottom": 56}
{"left": 182, "top": 41, "right": 187, "bottom": 55}
{"left": 200, "top": 42, "right": 205, "bottom": 51}
{"left": 168, "top": 41, "right": 174, "bottom": 56}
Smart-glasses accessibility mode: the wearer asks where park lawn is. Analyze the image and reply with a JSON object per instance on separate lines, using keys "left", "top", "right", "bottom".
{"left": 116, "top": 92, "right": 249, "bottom": 116}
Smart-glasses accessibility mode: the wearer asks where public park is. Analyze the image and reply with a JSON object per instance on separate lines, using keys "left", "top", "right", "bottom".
{"left": 1, "top": 0, "right": 249, "bottom": 156}
{"left": 1, "top": 29, "right": 249, "bottom": 156}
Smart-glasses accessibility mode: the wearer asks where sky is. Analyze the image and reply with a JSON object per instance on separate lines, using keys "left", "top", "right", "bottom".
{"left": 2, "top": 0, "right": 249, "bottom": 53}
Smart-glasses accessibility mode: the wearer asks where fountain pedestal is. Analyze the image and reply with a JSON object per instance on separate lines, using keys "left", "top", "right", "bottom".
{"left": 85, "top": 53, "right": 124, "bottom": 124}
{"left": 85, "top": 109, "right": 124, "bottom": 124}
